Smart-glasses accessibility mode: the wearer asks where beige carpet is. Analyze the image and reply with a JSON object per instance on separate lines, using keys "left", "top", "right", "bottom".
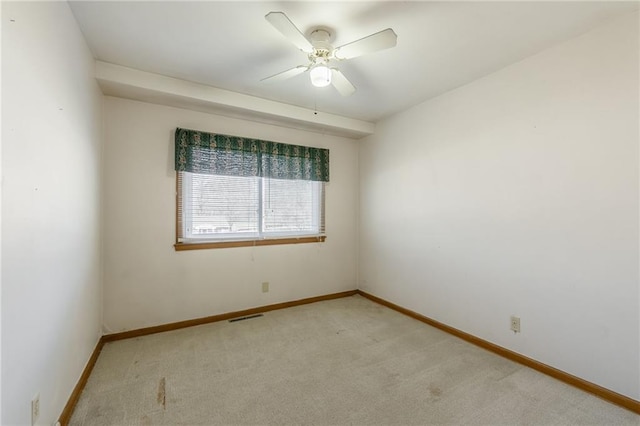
{"left": 70, "top": 295, "right": 640, "bottom": 425}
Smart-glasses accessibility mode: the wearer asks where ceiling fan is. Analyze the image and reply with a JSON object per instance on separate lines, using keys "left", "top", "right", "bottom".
{"left": 262, "top": 12, "right": 397, "bottom": 96}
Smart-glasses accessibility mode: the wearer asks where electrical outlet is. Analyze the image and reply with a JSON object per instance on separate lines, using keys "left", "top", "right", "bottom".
{"left": 262, "top": 281, "right": 269, "bottom": 293}
{"left": 31, "top": 393, "right": 40, "bottom": 426}
{"left": 510, "top": 316, "right": 521, "bottom": 333}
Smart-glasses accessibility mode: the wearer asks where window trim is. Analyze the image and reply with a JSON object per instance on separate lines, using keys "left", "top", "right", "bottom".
{"left": 174, "top": 235, "right": 326, "bottom": 251}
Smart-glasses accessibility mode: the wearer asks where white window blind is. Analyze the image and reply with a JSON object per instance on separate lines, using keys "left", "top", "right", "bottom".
{"left": 178, "top": 171, "right": 325, "bottom": 243}
{"left": 262, "top": 177, "right": 323, "bottom": 236}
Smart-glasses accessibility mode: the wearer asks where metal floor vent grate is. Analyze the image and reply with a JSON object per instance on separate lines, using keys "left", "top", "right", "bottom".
{"left": 229, "top": 313, "right": 264, "bottom": 323}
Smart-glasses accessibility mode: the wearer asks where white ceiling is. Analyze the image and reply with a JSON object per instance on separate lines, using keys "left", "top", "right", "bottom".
{"left": 69, "top": 1, "right": 638, "bottom": 128}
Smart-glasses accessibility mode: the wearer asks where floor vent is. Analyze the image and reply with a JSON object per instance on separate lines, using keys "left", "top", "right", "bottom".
{"left": 229, "top": 314, "right": 263, "bottom": 323}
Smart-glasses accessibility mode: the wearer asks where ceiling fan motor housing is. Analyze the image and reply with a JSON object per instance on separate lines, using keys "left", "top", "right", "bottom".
{"left": 309, "top": 29, "right": 333, "bottom": 61}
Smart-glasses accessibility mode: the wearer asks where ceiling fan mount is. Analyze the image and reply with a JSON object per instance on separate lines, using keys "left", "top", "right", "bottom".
{"left": 262, "top": 12, "right": 397, "bottom": 96}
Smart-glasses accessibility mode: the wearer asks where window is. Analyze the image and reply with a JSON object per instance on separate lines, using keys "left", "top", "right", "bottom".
{"left": 174, "top": 128, "right": 329, "bottom": 250}
{"left": 178, "top": 173, "right": 324, "bottom": 241}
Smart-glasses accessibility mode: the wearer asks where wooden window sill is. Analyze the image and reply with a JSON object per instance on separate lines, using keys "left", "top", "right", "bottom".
{"left": 174, "top": 236, "right": 326, "bottom": 251}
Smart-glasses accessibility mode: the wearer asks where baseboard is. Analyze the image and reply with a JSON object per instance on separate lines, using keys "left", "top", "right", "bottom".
{"left": 57, "top": 337, "right": 105, "bottom": 426}
{"left": 356, "top": 289, "right": 640, "bottom": 415}
{"left": 60, "top": 288, "right": 639, "bottom": 422}
{"left": 103, "top": 290, "right": 358, "bottom": 342}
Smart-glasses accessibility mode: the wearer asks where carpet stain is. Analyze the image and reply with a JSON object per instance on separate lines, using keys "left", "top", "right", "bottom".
{"left": 157, "top": 377, "right": 166, "bottom": 409}
{"left": 429, "top": 384, "right": 443, "bottom": 398}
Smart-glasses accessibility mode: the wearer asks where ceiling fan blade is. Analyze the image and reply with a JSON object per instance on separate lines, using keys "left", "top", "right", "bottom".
{"left": 331, "top": 68, "right": 356, "bottom": 96}
{"left": 333, "top": 28, "right": 397, "bottom": 60}
{"left": 265, "top": 12, "right": 313, "bottom": 52}
{"left": 261, "top": 65, "right": 309, "bottom": 83}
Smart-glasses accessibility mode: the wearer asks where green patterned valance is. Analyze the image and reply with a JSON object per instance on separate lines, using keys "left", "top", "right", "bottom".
{"left": 175, "top": 128, "right": 330, "bottom": 182}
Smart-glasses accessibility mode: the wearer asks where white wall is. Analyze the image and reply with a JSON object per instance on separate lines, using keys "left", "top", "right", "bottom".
{"left": 0, "top": 4, "right": 4, "bottom": 421}
{"left": 103, "top": 97, "right": 359, "bottom": 332}
{"left": 1, "top": 2, "right": 103, "bottom": 424}
{"left": 359, "top": 11, "right": 639, "bottom": 399}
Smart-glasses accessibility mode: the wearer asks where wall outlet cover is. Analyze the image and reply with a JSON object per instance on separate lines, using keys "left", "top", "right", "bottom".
{"left": 510, "top": 316, "right": 521, "bottom": 333}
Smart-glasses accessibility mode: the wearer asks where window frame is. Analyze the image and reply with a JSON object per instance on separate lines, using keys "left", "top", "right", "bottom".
{"left": 174, "top": 171, "right": 326, "bottom": 251}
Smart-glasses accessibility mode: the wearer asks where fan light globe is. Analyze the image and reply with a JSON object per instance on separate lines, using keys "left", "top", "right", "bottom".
{"left": 310, "top": 65, "right": 331, "bottom": 87}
